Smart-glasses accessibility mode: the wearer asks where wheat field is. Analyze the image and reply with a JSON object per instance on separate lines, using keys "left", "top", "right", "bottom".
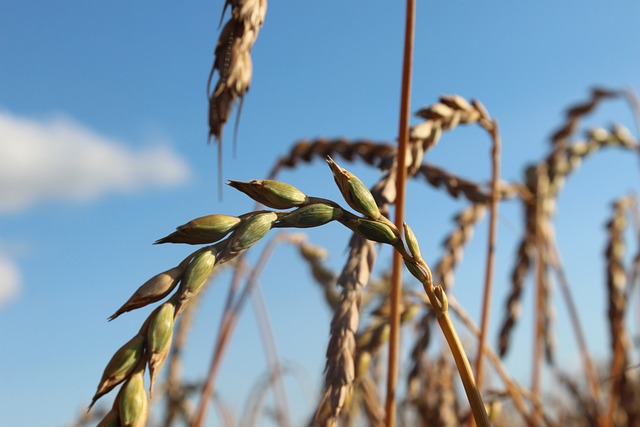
{"left": 2, "top": 2, "right": 640, "bottom": 427}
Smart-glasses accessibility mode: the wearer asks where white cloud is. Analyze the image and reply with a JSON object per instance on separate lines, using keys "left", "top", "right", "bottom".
{"left": 0, "top": 111, "right": 190, "bottom": 213}
{"left": 0, "top": 253, "right": 20, "bottom": 307}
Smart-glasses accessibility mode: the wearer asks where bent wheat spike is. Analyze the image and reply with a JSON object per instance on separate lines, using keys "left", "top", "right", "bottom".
{"left": 86, "top": 83, "right": 640, "bottom": 424}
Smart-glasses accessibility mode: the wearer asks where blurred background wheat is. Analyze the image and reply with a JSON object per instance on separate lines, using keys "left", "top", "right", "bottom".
{"left": 1, "top": 1, "right": 640, "bottom": 426}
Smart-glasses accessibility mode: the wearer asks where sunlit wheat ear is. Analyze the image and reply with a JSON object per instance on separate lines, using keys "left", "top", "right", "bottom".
{"left": 497, "top": 169, "right": 537, "bottom": 357}
{"left": 208, "top": 0, "right": 266, "bottom": 141}
{"left": 409, "top": 95, "right": 493, "bottom": 171}
{"left": 546, "top": 125, "right": 639, "bottom": 210}
{"left": 314, "top": 235, "right": 376, "bottom": 427}
{"left": 268, "top": 138, "right": 396, "bottom": 179}
{"left": 549, "top": 87, "right": 623, "bottom": 145}
{"left": 208, "top": 0, "right": 267, "bottom": 191}
{"left": 604, "top": 195, "right": 639, "bottom": 423}
{"left": 416, "top": 163, "right": 520, "bottom": 204}
{"left": 498, "top": 105, "right": 640, "bottom": 358}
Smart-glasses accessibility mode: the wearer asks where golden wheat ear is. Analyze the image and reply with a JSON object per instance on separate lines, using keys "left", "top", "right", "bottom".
{"left": 207, "top": 0, "right": 266, "bottom": 199}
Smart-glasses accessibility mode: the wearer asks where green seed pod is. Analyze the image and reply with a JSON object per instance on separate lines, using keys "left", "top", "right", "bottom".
{"left": 227, "top": 179, "right": 308, "bottom": 209}
{"left": 275, "top": 203, "right": 343, "bottom": 228}
{"left": 147, "top": 302, "right": 175, "bottom": 396}
{"left": 174, "top": 248, "right": 218, "bottom": 316}
{"left": 403, "top": 223, "right": 421, "bottom": 260}
{"left": 326, "top": 156, "right": 380, "bottom": 219}
{"left": 155, "top": 214, "right": 241, "bottom": 245}
{"left": 351, "top": 218, "right": 399, "bottom": 246}
{"left": 404, "top": 259, "right": 426, "bottom": 283}
{"left": 90, "top": 334, "right": 145, "bottom": 409}
{"left": 119, "top": 370, "right": 148, "bottom": 427}
{"left": 96, "top": 409, "right": 119, "bottom": 427}
{"left": 183, "top": 248, "right": 217, "bottom": 295}
{"left": 109, "top": 266, "right": 185, "bottom": 321}
{"left": 226, "top": 212, "right": 278, "bottom": 253}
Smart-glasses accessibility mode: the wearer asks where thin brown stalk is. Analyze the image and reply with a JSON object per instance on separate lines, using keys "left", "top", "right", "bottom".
{"left": 192, "top": 234, "right": 288, "bottom": 427}
{"left": 546, "top": 234, "right": 603, "bottom": 424}
{"left": 250, "top": 272, "right": 293, "bottom": 427}
{"left": 191, "top": 257, "right": 247, "bottom": 427}
{"left": 473, "top": 118, "right": 501, "bottom": 395}
{"left": 386, "top": 0, "right": 415, "bottom": 425}
{"left": 212, "top": 394, "right": 236, "bottom": 427}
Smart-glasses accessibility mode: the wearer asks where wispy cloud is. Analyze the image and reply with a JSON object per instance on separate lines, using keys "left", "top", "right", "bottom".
{"left": 0, "top": 253, "right": 20, "bottom": 307}
{"left": 0, "top": 111, "right": 190, "bottom": 213}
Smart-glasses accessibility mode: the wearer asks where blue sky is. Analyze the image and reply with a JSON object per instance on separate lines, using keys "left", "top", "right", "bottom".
{"left": 1, "top": 1, "right": 640, "bottom": 426}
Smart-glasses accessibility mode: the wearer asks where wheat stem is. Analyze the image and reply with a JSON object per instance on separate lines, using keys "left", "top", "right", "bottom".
{"left": 473, "top": 119, "right": 501, "bottom": 399}
{"left": 398, "top": 241, "right": 489, "bottom": 426}
{"left": 250, "top": 274, "right": 292, "bottom": 427}
{"left": 386, "top": 0, "right": 415, "bottom": 425}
